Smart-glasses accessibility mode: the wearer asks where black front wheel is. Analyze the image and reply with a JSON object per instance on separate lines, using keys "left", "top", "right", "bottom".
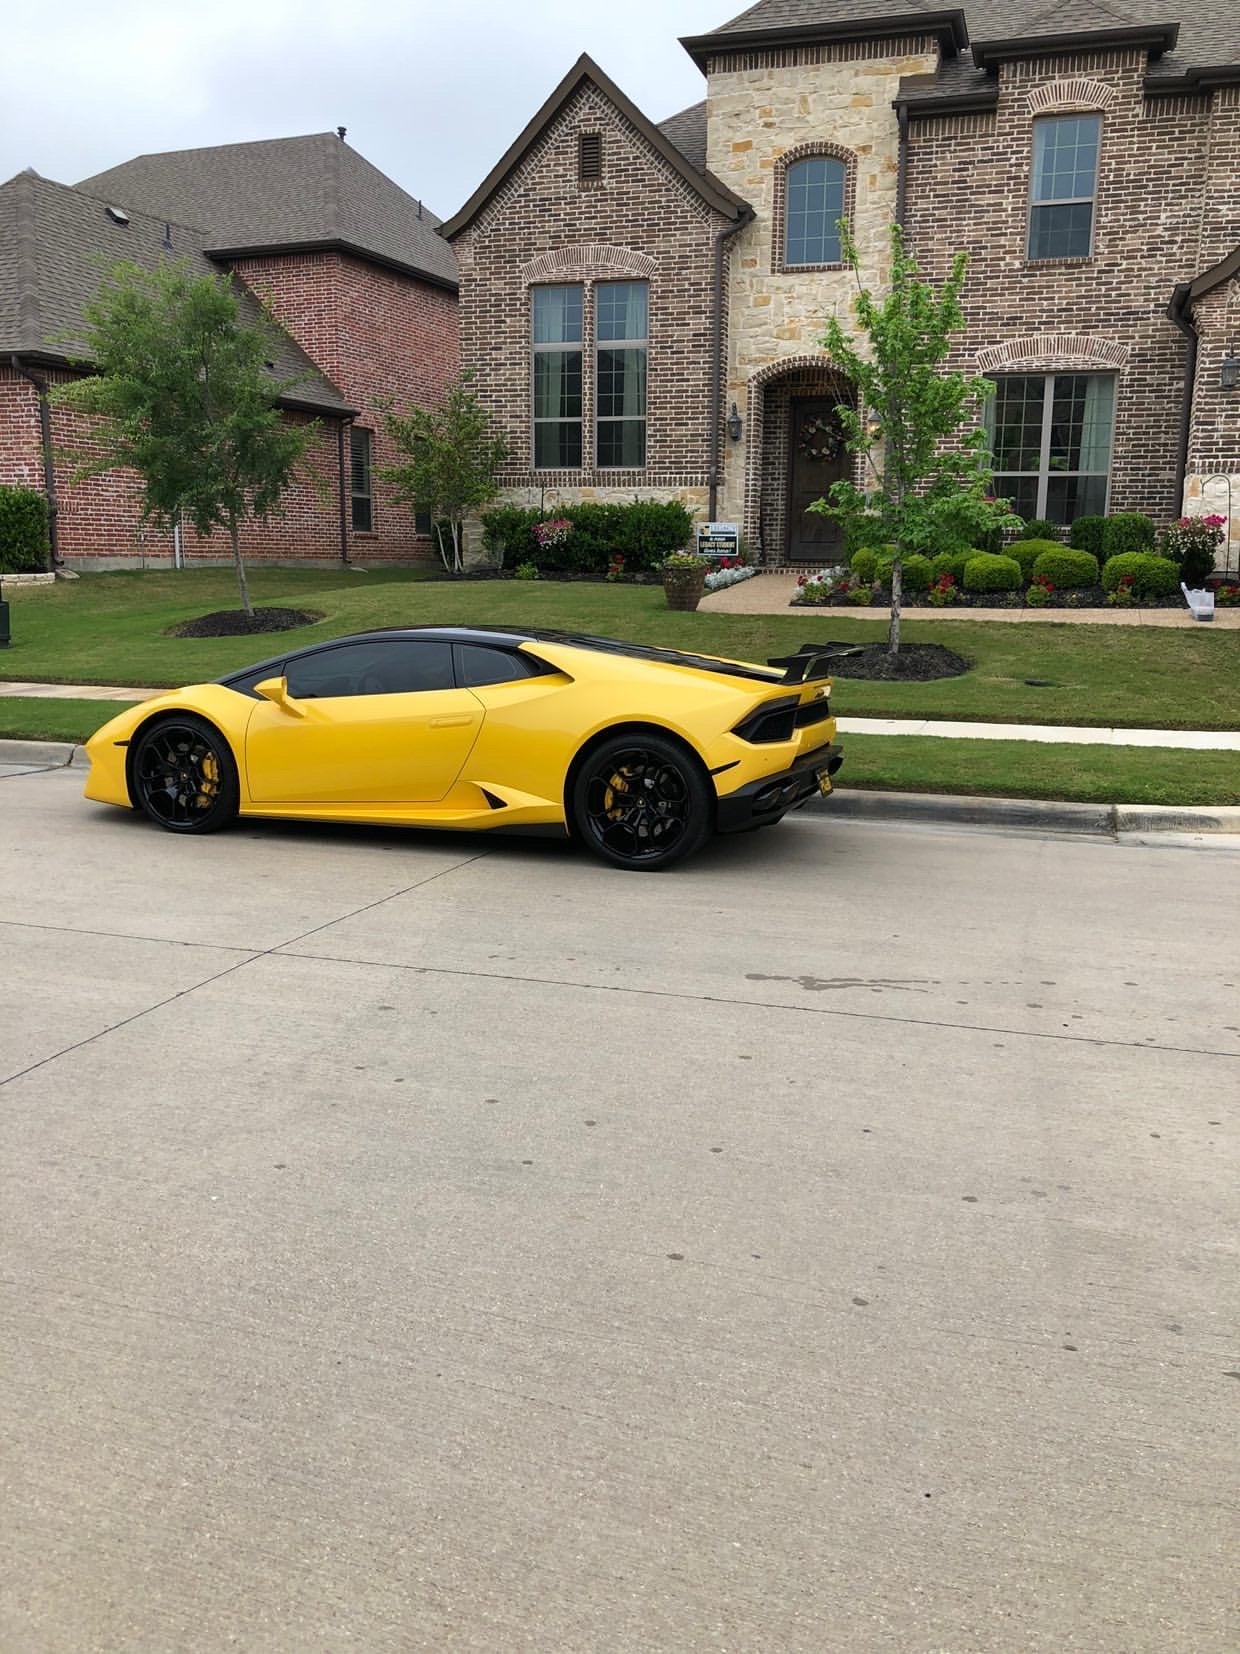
{"left": 571, "top": 734, "right": 713, "bottom": 871}
{"left": 130, "top": 715, "right": 239, "bottom": 834}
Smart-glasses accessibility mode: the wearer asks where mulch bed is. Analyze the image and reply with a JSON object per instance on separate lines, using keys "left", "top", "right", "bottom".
{"left": 828, "top": 643, "right": 971, "bottom": 681}
{"left": 168, "top": 607, "right": 321, "bottom": 638}
{"left": 447, "top": 569, "right": 663, "bottom": 584}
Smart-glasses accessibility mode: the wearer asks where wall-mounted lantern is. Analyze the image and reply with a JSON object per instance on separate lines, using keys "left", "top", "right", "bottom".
{"left": 1220, "top": 349, "right": 1240, "bottom": 393}
{"left": 726, "top": 402, "right": 743, "bottom": 442}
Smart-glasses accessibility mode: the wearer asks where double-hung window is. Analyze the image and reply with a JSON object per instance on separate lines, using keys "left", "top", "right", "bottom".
{"left": 988, "top": 374, "right": 1114, "bottom": 524}
{"left": 350, "top": 427, "right": 373, "bottom": 532}
{"left": 1028, "top": 115, "right": 1101, "bottom": 260}
{"left": 595, "top": 281, "right": 647, "bottom": 468}
{"left": 532, "top": 284, "right": 583, "bottom": 469}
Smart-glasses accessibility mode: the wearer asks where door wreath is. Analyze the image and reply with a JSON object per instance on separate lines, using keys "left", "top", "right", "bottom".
{"left": 798, "top": 413, "right": 843, "bottom": 463}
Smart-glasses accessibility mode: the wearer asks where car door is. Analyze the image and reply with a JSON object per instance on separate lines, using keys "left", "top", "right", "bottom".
{"left": 244, "top": 638, "right": 483, "bottom": 804}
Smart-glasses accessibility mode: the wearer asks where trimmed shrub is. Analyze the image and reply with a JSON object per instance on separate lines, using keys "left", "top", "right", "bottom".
{"left": 1102, "top": 552, "right": 1180, "bottom": 599}
{"left": 1030, "top": 548, "right": 1100, "bottom": 589}
{"left": 1101, "top": 513, "right": 1155, "bottom": 557}
{"left": 963, "top": 552, "right": 1022, "bottom": 593}
{"left": 1069, "top": 515, "right": 1107, "bottom": 558}
{"left": 844, "top": 513, "right": 887, "bottom": 555}
{"left": 848, "top": 547, "right": 877, "bottom": 583}
{"left": 1006, "top": 537, "right": 1060, "bottom": 580}
{"left": 0, "top": 485, "right": 50, "bottom": 574}
{"left": 478, "top": 499, "right": 693, "bottom": 573}
{"left": 900, "top": 554, "right": 933, "bottom": 593}
{"left": 930, "top": 550, "right": 971, "bottom": 583}
{"left": 1015, "top": 517, "right": 1060, "bottom": 542}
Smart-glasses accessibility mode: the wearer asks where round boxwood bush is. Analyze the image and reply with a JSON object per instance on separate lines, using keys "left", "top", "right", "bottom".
{"left": 1069, "top": 515, "right": 1107, "bottom": 558}
{"left": 1006, "top": 538, "right": 1060, "bottom": 580}
{"left": 963, "top": 552, "right": 1023, "bottom": 593}
{"left": 849, "top": 547, "right": 877, "bottom": 583}
{"left": 1102, "top": 552, "right": 1180, "bottom": 599}
{"left": 930, "top": 550, "right": 971, "bottom": 583}
{"left": 1030, "top": 548, "right": 1100, "bottom": 588}
{"left": 1015, "top": 518, "right": 1060, "bottom": 543}
{"left": 1101, "top": 513, "right": 1155, "bottom": 558}
{"left": 0, "top": 484, "right": 50, "bottom": 573}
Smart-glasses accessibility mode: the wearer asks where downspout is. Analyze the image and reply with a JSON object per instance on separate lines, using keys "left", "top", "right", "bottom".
{"left": 708, "top": 213, "right": 751, "bottom": 521}
{"left": 1167, "top": 284, "right": 1198, "bottom": 518}
{"left": 894, "top": 102, "right": 910, "bottom": 230}
{"left": 337, "top": 416, "right": 353, "bottom": 565}
{"left": 10, "top": 356, "right": 60, "bottom": 568}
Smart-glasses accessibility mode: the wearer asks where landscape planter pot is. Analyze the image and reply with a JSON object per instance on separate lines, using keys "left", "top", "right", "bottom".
{"left": 663, "top": 567, "right": 708, "bottom": 612}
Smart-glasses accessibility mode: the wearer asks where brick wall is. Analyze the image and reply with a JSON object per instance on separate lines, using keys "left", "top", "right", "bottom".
{"left": 234, "top": 252, "right": 459, "bottom": 562}
{"left": 452, "top": 79, "right": 731, "bottom": 518}
{"left": 904, "top": 50, "right": 1240, "bottom": 527}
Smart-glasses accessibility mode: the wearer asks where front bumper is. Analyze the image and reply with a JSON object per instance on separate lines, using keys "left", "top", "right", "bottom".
{"left": 715, "top": 743, "right": 844, "bottom": 833}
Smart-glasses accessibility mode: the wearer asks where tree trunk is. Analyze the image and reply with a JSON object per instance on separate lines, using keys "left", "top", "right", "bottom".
{"left": 888, "top": 557, "right": 902, "bottom": 656}
{"left": 229, "top": 517, "right": 253, "bottom": 617}
{"left": 435, "top": 520, "right": 451, "bottom": 572}
{"left": 450, "top": 519, "right": 462, "bottom": 574}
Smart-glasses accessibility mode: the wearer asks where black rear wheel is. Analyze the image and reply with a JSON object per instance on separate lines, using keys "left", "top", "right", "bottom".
{"left": 571, "top": 733, "right": 713, "bottom": 871}
{"left": 130, "top": 715, "right": 239, "bottom": 834}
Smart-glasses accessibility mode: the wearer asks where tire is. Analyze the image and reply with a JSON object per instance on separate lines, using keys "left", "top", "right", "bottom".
{"left": 129, "top": 714, "right": 240, "bottom": 835}
{"left": 570, "top": 732, "right": 714, "bottom": 871}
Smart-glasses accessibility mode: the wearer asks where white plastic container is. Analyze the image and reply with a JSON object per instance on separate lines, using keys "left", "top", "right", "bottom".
{"left": 1181, "top": 582, "right": 1215, "bottom": 622}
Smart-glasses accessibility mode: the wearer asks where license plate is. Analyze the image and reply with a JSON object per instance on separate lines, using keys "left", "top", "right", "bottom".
{"left": 816, "top": 768, "right": 833, "bottom": 796}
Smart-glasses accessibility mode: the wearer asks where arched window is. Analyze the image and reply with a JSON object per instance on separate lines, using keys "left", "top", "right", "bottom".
{"left": 784, "top": 156, "right": 846, "bottom": 267}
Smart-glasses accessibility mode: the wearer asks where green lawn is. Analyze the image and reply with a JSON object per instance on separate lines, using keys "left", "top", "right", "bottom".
{"left": 4, "top": 566, "right": 1240, "bottom": 729}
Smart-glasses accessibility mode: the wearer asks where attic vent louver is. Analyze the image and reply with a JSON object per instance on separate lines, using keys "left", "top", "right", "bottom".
{"left": 105, "top": 205, "right": 130, "bottom": 226}
{"left": 578, "top": 132, "right": 602, "bottom": 181}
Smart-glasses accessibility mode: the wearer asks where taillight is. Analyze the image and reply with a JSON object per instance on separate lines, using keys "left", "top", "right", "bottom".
{"left": 732, "top": 696, "right": 799, "bottom": 743}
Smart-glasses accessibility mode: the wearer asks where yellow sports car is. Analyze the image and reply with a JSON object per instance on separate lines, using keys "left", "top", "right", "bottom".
{"left": 83, "top": 626, "right": 846, "bottom": 870}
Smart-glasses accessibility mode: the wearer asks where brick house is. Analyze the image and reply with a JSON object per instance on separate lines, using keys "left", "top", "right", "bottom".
{"left": 0, "top": 133, "right": 457, "bottom": 569}
{"left": 443, "top": 1, "right": 1240, "bottom": 567}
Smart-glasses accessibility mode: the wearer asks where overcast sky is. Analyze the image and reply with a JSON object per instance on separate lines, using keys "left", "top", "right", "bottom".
{"left": 2, "top": 0, "right": 733, "bottom": 217}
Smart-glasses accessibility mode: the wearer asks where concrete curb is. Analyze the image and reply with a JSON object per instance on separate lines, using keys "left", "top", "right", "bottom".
{"left": 811, "top": 788, "right": 1240, "bottom": 836}
{"left": 0, "top": 738, "right": 79, "bottom": 767}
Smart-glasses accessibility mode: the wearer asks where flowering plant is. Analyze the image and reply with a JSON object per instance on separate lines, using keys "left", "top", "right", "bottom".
{"left": 532, "top": 516, "right": 573, "bottom": 550}
{"left": 1215, "top": 582, "right": 1240, "bottom": 606}
{"left": 704, "top": 564, "right": 756, "bottom": 593}
{"left": 606, "top": 553, "right": 626, "bottom": 583}
{"left": 662, "top": 549, "right": 710, "bottom": 571}
{"left": 1107, "top": 574, "right": 1136, "bottom": 607}
{"left": 1159, "top": 513, "right": 1226, "bottom": 587}
{"left": 926, "top": 572, "right": 959, "bottom": 607}
{"left": 1025, "top": 573, "right": 1054, "bottom": 608}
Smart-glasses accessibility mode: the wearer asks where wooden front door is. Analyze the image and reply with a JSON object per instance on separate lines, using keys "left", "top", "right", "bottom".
{"left": 786, "top": 398, "right": 847, "bottom": 563}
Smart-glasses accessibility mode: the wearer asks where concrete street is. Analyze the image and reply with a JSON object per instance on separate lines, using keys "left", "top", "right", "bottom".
{"left": 2, "top": 763, "right": 1237, "bottom": 1653}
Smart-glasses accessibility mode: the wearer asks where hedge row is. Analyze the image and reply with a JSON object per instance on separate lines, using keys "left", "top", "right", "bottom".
{"left": 848, "top": 540, "right": 1180, "bottom": 596}
{"left": 479, "top": 500, "right": 694, "bottom": 573}
{"left": 0, "top": 485, "right": 50, "bottom": 574}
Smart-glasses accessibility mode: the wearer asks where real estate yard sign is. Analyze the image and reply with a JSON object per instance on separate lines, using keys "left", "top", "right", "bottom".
{"left": 697, "top": 521, "right": 740, "bottom": 558}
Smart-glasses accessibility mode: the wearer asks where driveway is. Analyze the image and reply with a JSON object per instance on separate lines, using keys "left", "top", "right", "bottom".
{"left": 2, "top": 765, "right": 1237, "bottom": 1652}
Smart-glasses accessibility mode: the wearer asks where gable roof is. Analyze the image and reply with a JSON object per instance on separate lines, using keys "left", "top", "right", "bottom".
{"left": 658, "top": 101, "right": 710, "bottom": 173}
{"left": 441, "top": 55, "right": 750, "bottom": 241}
{"left": 78, "top": 133, "right": 458, "bottom": 291}
{"left": 0, "top": 169, "right": 354, "bottom": 416}
{"left": 682, "top": 2, "right": 970, "bottom": 65}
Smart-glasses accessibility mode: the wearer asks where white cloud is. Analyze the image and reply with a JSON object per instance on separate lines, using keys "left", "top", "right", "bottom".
{"left": 1, "top": 0, "right": 727, "bottom": 215}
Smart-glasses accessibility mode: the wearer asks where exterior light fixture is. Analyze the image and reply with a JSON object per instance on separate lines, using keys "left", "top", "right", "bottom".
{"left": 1221, "top": 348, "right": 1240, "bottom": 393}
{"left": 726, "top": 402, "right": 743, "bottom": 442}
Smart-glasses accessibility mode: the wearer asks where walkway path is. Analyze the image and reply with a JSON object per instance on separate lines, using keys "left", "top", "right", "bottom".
{"left": 3, "top": 681, "right": 1237, "bottom": 751}
{"left": 704, "top": 573, "right": 1240, "bottom": 624}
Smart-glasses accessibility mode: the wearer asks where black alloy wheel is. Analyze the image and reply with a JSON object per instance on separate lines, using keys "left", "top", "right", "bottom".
{"left": 572, "top": 733, "right": 713, "bottom": 871}
{"left": 130, "top": 716, "right": 239, "bottom": 834}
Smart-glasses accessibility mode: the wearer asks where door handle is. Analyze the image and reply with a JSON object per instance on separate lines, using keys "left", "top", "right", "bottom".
{"left": 429, "top": 715, "right": 473, "bottom": 729}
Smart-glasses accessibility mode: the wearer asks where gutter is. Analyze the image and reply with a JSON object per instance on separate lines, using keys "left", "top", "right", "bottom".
{"left": 895, "top": 102, "right": 910, "bottom": 227}
{"left": 708, "top": 212, "right": 753, "bottom": 521}
{"left": 1167, "top": 284, "right": 1198, "bottom": 518}
{"left": 9, "top": 357, "right": 59, "bottom": 568}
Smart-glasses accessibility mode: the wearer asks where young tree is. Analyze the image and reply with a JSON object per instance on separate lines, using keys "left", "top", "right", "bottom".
{"left": 812, "top": 225, "right": 1018, "bottom": 653}
{"left": 54, "top": 262, "right": 318, "bottom": 616}
{"left": 380, "top": 377, "right": 509, "bottom": 572}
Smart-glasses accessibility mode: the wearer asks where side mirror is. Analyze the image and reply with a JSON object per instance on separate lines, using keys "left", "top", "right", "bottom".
{"left": 254, "top": 676, "right": 305, "bottom": 718}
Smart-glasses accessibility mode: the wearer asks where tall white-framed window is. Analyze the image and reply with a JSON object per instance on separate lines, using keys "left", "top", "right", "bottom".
{"left": 1028, "top": 114, "right": 1101, "bottom": 261}
{"left": 532, "top": 284, "right": 583, "bottom": 469}
{"left": 988, "top": 373, "right": 1114, "bottom": 524}
{"left": 595, "top": 280, "right": 647, "bottom": 469}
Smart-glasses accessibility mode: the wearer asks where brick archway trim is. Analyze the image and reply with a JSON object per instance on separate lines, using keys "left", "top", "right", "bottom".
{"left": 976, "top": 335, "right": 1131, "bottom": 373}
{"left": 739, "top": 354, "right": 855, "bottom": 559}
{"left": 520, "top": 244, "right": 658, "bottom": 283}
{"left": 1026, "top": 80, "right": 1118, "bottom": 115}
{"left": 771, "top": 143, "right": 858, "bottom": 275}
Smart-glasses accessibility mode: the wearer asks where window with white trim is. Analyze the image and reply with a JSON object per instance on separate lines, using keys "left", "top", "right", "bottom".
{"left": 532, "top": 284, "right": 583, "bottom": 469}
{"left": 987, "top": 373, "right": 1114, "bottom": 523}
{"left": 1028, "top": 115, "right": 1101, "bottom": 261}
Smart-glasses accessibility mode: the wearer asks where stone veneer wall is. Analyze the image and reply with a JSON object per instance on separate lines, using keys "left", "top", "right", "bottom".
{"left": 705, "top": 36, "right": 940, "bottom": 546}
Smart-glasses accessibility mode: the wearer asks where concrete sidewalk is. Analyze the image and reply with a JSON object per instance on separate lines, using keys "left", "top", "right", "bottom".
{"left": 704, "top": 573, "right": 1240, "bottom": 623}
{"left": 3, "top": 680, "right": 1238, "bottom": 752}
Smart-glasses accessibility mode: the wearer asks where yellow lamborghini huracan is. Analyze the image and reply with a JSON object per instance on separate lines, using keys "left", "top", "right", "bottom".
{"left": 83, "top": 626, "right": 847, "bottom": 870}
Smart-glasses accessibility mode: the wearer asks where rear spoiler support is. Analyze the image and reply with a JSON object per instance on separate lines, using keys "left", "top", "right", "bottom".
{"left": 766, "top": 642, "right": 862, "bottom": 684}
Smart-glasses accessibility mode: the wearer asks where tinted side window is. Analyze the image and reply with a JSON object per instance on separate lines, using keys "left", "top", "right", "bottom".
{"left": 286, "top": 641, "right": 455, "bottom": 699}
{"left": 454, "top": 644, "right": 541, "bottom": 687}
{"left": 227, "top": 662, "right": 286, "bottom": 698}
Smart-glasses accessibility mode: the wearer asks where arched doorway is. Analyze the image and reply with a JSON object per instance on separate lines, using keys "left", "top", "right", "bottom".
{"left": 742, "top": 357, "right": 856, "bottom": 565}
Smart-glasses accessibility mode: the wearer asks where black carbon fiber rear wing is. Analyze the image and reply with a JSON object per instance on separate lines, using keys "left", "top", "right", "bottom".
{"left": 766, "top": 643, "right": 862, "bottom": 684}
